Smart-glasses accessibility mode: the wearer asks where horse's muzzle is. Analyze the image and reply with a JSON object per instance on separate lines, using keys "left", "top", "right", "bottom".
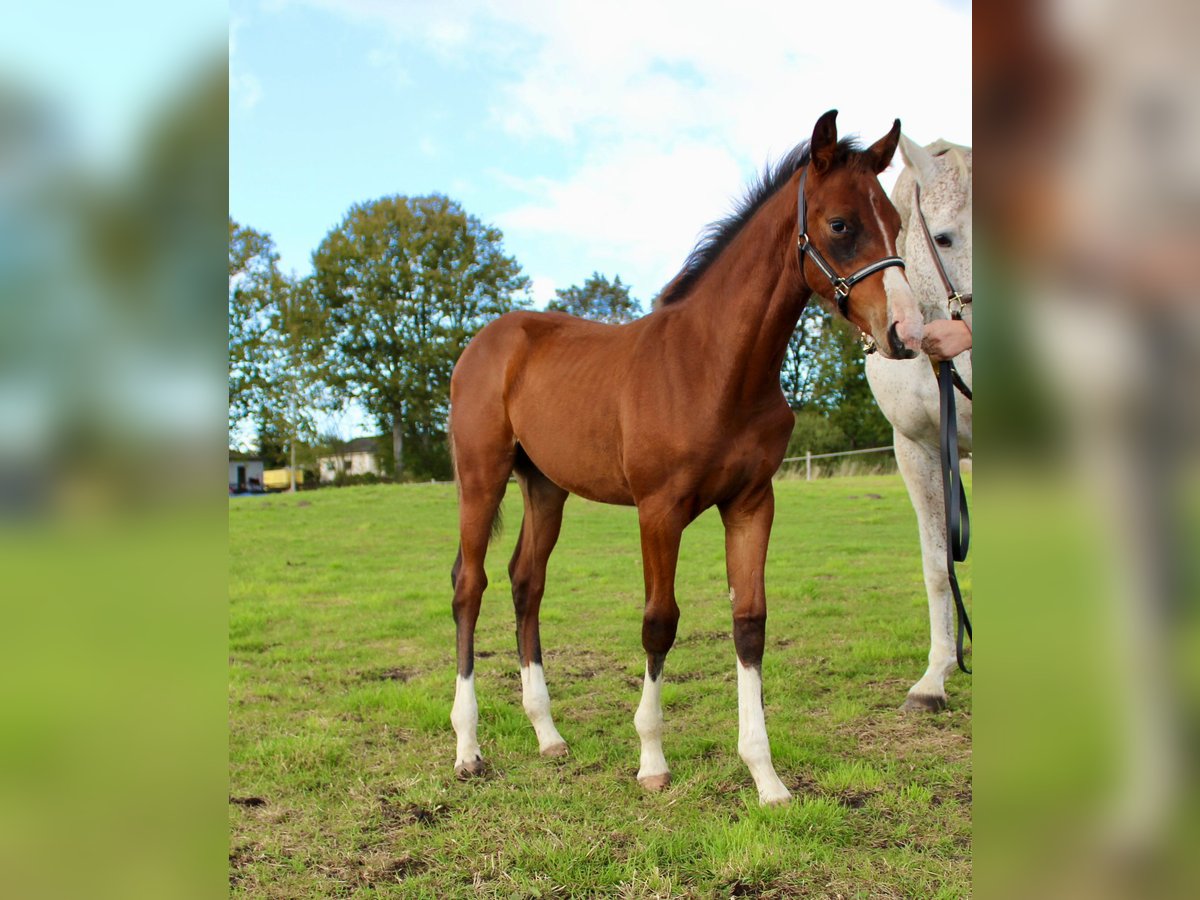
{"left": 887, "top": 322, "right": 918, "bottom": 359}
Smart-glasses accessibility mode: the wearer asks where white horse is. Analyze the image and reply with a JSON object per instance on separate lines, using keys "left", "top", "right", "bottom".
{"left": 865, "top": 136, "right": 972, "bottom": 711}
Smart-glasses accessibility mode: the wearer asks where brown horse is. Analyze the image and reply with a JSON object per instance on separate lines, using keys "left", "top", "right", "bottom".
{"left": 447, "top": 110, "right": 923, "bottom": 804}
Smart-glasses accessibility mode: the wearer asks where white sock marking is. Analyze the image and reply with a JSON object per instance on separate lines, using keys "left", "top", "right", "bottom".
{"left": 737, "top": 660, "right": 791, "bottom": 804}
{"left": 520, "top": 663, "right": 566, "bottom": 752}
{"left": 634, "top": 664, "right": 669, "bottom": 780}
{"left": 451, "top": 673, "right": 480, "bottom": 767}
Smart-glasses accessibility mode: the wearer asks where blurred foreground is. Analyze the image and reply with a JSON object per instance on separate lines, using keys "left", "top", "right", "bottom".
{"left": 976, "top": 1, "right": 1199, "bottom": 897}
{"left": 0, "top": 4, "right": 226, "bottom": 898}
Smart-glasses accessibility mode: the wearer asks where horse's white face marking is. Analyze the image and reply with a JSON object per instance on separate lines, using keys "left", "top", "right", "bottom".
{"left": 883, "top": 267, "right": 924, "bottom": 352}
{"left": 869, "top": 182, "right": 898, "bottom": 256}
{"left": 520, "top": 663, "right": 566, "bottom": 753}
{"left": 736, "top": 661, "right": 791, "bottom": 804}
{"left": 870, "top": 182, "right": 924, "bottom": 352}
{"left": 634, "top": 664, "right": 669, "bottom": 781}
{"left": 450, "top": 673, "right": 480, "bottom": 767}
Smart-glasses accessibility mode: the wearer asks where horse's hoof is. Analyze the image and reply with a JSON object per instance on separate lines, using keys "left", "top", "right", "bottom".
{"left": 541, "top": 742, "right": 569, "bottom": 759}
{"left": 454, "top": 757, "right": 485, "bottom": 779}
{"left": 759, "top": 788, "right": 792, "bottom": 806}
{"left": 902, "top": 693, "right": 947, "bottom": 713}
{"left": 638, "top": 773, "right": 671, "bottom": 792}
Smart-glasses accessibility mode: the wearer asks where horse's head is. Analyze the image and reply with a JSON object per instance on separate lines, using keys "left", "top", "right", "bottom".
{"left": 800, "top": 110, "right": 923, "bottom": 360}
{"left": 896, "top": 135, "right": 973, "bottom": 327}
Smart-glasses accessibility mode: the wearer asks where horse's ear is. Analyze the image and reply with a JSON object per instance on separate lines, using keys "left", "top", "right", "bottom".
{"left": 899, "top": 133, "right": 938, "bottom": 187}
{"left": 865, "top": 119, "right": 902, "bottom": 174}
{"left": 810, "top": 109, "right": 839, "bottom": 174}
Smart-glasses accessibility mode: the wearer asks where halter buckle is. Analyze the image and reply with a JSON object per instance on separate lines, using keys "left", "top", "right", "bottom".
{"left": 833, "top": 280, "right": 851, "bottom": 300}
{"left": 797, "top": 233, "right": 810, "bottom": 252}
{"left": 948, "top": 292, "right": 966, "bottom": 318}
{"left": 860, "top": 333, "right": 877, "bottom": 354}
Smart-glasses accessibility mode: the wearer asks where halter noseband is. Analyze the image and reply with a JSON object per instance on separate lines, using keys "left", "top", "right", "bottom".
{"left": 795, "top": 166, "right": 907, "bottom": 328}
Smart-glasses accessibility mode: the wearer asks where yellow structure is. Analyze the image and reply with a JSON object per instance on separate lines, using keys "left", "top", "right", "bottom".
{"left": 263, "top": 468, "right": 307, "bottom": 491}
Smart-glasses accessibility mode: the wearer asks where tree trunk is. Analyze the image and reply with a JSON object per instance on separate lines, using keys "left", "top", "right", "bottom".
{"left": 289, "top": 440, "right": 297, "bottom": 493}
{"left": 392, "top": 416, "right": 404, "bottom": 479}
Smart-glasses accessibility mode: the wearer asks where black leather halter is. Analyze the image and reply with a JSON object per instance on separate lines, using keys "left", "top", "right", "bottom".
{"left": 913, "top": 181, "right": 972, "bottom": 323}
{"left": 796, "top": 165, "right": 907, "bottom": 322}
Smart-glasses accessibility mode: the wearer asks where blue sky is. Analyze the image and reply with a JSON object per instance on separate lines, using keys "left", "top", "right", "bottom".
{"left": 231, "top": 0, "right": 971, "bottom": 310}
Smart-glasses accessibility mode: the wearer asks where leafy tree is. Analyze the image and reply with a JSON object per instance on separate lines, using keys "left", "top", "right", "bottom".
{"left": 546, "top": 272, "right": 641, "bottom": 322}
{"left": 228, "top": 219, "right": 283, "bottom": 431}
{"left": 229, "top": 221, "right": 329, "bottom": 488}
{"left": 781, "top": 300, "right": 892, "bottom": 452}
{"left": 254, "top": 421, "right": 289, "bottom": 469}
{"left": 312, "top": 194, "right": 529, "bottom": 479}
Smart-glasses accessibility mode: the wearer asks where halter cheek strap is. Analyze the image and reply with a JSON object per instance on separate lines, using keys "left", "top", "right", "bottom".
{"left": 913, "top": 181, "right": 972, "bottom": 317}
{"left": 796, "top": 166, "right": 906, "bottom": 321}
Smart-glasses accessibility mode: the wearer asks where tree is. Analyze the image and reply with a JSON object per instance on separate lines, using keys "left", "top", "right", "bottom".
{"left": 312, "top": 194, "right": 529, "bottom": 480}
{"left": 228, "top": 219, "right": 283, "bottom": 432}
{"left": 229, "top": 221, "right": 330, "bottom": 489}
{"left": 781, "top": 300, "right": 892, "bottom": 452}
{"left": 546, "top": 272, "right": 641, "bottom": 322}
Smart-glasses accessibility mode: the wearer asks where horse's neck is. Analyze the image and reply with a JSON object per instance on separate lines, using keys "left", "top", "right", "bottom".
{"left": 679, "top": 180, "right": 809, "bottom": 398}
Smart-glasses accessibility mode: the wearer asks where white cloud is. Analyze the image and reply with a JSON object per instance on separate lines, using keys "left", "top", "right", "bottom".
{"left": 529, "top": 276, "right": 557, "bottom": 307}
{"left": 496, "top": 138, "right": 746, "bottom": 295}
{"left": 230, "top": 15, "right": 262, "bottom": 112}
{"left": 231, "top": 69, "right": 263, "bottom": 112}
{"left": 272, "top": 0, "right": 971, "bottom": 296}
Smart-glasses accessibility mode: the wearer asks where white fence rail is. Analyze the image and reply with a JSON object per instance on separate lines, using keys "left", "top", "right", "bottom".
{"left": 780, "top": 445, "right": 895, "bottom": 481}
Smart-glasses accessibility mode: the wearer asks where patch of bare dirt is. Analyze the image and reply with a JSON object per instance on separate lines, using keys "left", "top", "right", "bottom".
{"left": 320, "top": 851, "right": 427, "bottom": 894}
{"left": 381, "top": 798, "right": 450, "bottom": 827}
{"left": 837, "top": 711, "right": 971, "bottom": 763}
{"left": 229, "top": 795, "right": 267, "bottom": 807}
{"left": 676, "top": 630, "right": 730, "bottom": 645}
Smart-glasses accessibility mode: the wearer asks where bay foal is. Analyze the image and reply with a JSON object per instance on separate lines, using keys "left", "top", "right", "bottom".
{"left": 448, "top": 111, "right": 923, "bottom": 804}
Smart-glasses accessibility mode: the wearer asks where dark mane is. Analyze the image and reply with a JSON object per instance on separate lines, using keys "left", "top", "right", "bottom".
{"left": 655, "top": 137, "right": 864, "bottom": 307}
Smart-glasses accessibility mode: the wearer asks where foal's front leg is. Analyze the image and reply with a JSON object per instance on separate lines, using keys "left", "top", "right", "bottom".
{"left": 720, "top": 484, "right": 791, "bottom": 805}
{"left": 634, "top": 501, "right": 685, "bottom": 791}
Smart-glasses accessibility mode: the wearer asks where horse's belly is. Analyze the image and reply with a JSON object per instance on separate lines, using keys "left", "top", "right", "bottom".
{"left": 518, "top": 438, "right": 634, "bottom": 505}
{"left": 509, "top": 402, "right": 634, "bottom": 506}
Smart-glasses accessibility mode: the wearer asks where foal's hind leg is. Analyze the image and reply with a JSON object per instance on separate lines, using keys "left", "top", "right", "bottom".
{"left": 509, "top": 456, "right": 569, "bottom": 757}
{"left": 449, "top": 438, "right": 514, "bottom": 779}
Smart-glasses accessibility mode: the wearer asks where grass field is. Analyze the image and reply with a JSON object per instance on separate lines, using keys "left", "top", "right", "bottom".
{"left": 229, "top": 476, "right": 971, "bottom": 898}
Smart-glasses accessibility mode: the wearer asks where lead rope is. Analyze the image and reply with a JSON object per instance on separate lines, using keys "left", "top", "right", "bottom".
{"left": 938, "top": 353, "right": 972, "bottom": 673}
{"left": 912, "top": 180, "right": 973, "bottom": 672}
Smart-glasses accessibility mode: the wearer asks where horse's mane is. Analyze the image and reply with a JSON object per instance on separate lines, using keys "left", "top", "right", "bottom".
{"left": 655, "top": 137, "right": 864, "bottom": 308}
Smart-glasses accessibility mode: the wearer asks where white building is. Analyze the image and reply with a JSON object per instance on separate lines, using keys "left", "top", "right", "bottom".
{"left": 318, "top": 437, "right": 382, "bottom": 483}
{"left": 229, "top": 452, "right": 265, "bottom": 493}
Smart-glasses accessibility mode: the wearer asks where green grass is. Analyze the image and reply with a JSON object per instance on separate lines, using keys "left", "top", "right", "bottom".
{"left": 229, "top": 475, "right": 971, "bottom": 897}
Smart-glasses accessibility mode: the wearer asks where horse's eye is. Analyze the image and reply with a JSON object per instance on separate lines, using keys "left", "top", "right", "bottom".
{"left": 829, "top": 219, "right": 847, "bottom": 234}
{"left": 935, "top": 233, "right": 953, "bottom": 248}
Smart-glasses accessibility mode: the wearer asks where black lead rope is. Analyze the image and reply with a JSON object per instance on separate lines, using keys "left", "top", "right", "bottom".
{"left": 938, "top": 359, "right": 972, "bottom": 673}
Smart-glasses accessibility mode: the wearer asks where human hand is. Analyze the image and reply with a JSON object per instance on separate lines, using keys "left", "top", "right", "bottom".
{"left": 921, "top": 318, "right": 971, "bottom": 360}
